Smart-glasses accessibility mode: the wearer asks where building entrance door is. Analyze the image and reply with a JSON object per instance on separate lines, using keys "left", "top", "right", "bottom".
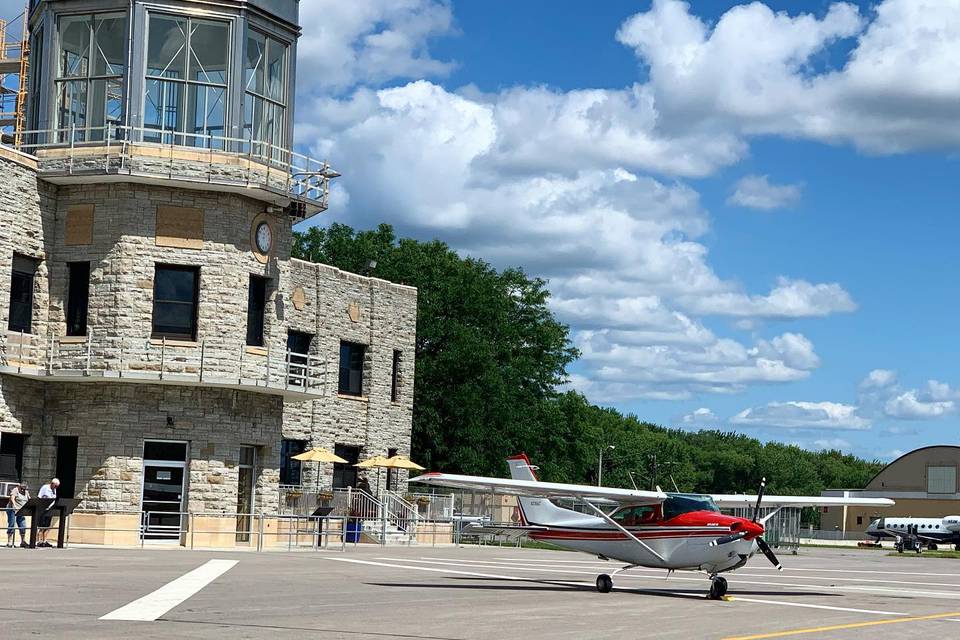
{"left": 141, "top": 440, "right": 188, "bottom": 541}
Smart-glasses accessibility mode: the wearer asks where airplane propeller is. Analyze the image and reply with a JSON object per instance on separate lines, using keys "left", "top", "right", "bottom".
{"left": 710, "top": 476, "right": 783, "bottom": 571}
{"left": 751, "top": 477, "right": 783, "bottom": 571}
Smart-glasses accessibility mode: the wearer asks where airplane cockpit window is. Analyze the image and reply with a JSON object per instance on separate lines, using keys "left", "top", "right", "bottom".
{"left": 612, "top": 505, "right": 657, "bottom": 526}
{"left": 662, "top": 494, "right": 721, "bottom": 520}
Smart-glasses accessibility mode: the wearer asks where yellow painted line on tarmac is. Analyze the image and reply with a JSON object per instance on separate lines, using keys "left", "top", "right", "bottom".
{"left": 722, "top": 611, "right": 960, "bottom": 640}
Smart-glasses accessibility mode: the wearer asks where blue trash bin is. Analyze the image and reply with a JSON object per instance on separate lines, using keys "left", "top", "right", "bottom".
{"left": 346, "top": 519, "right": 362, "bottom": 543}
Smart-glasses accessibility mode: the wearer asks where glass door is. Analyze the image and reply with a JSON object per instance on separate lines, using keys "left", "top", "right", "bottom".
{"left": 236, "top": 446, "right": 256, "bottom": 543}
{"left": 141, "top": 440, "right": 188, "bottom": 541}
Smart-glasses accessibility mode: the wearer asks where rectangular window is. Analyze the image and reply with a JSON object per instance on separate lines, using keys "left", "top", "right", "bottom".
{"left": 144, "top": 13, "right": 229, "bottom": 147}
{"left": 856, "top": 515, "right": 863, "bottom": 526}
{"left": 66, "top": 261, "right": 91, "bottom": 336}
{"left": 339, "top": 341, "right": 366, "bottom": 397}
{"left": 286, "top": 330, "right": 313, "bottom": 387}
{"left": 244, "top": 29, "right": 288, "bottom": 154}
{"left": 8, "top": 254, "right": 38, "bottom": 334}
{"left": 391, "top": 350, "right": 402, "bottom": 402}
{"left": 0, "top": 433, "right": 26, "bottom": 481}
{"left": 333, "top": 444, "right": 360, "bottom": 489}
{"left": 152, "top": 265, "right": 199, "bottom": 341}
{"left": 246, "top": 275, "right": 267, "bottom": 346}
{"left": 55, "top": 12, "right": 127, "bottom": 142}
{"left": 55, "top": 436, "right": 79, "bottom": 499}
{"left": 928, "top": 466, "right": 957, "bottom": 494}
{"left": 279, "top": 438, "right": 306, "bottom": 485}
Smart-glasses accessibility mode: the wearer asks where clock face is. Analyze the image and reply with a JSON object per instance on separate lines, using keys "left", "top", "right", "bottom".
{"left": 255, "top": 222, "right": 272, "bottom": 254}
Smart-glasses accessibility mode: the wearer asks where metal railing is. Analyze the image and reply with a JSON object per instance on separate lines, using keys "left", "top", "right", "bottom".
{"left": 0, "top": 330, "right": 328, "bottom": 397}
{"left": 4, "top": 124, "right": 339, "bottom": 215}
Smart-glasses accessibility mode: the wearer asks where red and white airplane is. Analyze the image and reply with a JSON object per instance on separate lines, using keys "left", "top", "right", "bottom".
{"left": 411, "top": 454, "right": 895, "bottom": 599}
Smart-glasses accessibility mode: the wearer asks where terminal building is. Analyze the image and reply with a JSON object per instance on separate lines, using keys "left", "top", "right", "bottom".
{"left": 0, "top": 0, "right": 417, "bottom": 544}
{"left": 821, "top": 445, "right": 960, "bottom": 534}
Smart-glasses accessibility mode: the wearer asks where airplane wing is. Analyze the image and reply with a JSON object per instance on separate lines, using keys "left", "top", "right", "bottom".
{"left": 410, "top": 472, "right": 668, "bottom": 504}
{"left": 711, "top": 494, "right": 895, "bottom": 509}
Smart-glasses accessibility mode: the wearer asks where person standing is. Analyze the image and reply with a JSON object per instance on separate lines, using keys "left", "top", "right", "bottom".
{"left": 6, "top": 482, "right": 29, "bottom": 548}
{"left": 37, "top": 478, "right": 59, "bottom": 547}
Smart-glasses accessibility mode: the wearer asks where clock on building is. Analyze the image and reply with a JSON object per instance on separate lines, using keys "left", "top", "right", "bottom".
{"left": 255, "top": 221, "right": 273, "bottom": 255}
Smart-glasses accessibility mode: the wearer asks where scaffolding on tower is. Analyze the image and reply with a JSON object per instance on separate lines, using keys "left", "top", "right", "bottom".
{"left": 0, "top": 4, "right": 29, "bottom": 147}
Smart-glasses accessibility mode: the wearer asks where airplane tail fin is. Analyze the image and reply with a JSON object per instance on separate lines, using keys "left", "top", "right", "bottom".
{"left": 506, "top": 453, "right": 577, "bottom": 526}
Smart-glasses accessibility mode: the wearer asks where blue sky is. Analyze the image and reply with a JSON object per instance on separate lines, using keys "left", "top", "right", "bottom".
{"left": 289, "top": 0, "right": 960, "bottom": 462}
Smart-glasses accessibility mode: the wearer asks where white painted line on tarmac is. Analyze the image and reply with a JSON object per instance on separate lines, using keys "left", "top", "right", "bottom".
{"left": 729, "top": 596, "right": 906, "bottom": 616}
{"left": 100, "top": 559, "right": 238, "bottom": 622}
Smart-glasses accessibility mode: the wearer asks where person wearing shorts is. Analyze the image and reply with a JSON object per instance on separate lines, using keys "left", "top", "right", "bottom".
{"left": 6, "top": 482, "right": 29, "bottom": 548}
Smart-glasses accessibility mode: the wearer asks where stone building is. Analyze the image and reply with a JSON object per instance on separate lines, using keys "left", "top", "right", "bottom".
{"left": 0, "top": 0, "right": 417, "bottom": 544}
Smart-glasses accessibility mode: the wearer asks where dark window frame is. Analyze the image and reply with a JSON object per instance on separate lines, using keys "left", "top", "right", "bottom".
{"left": 8, "top": 255, "right": 38, "bottom": 334}
{"left": 286, "top": 330, "right": 313, "bottom": 387}
{"left": 279, "top": 438, "right": 306, "bottom": 486}
{"left": 338, "top": 341, "right": 366, "bottom": 397}
{"left": 66, "top": 261, "right": 91, "bottom": 336}
{"left": 152, "top": 264, "right": 200, "bottom": 341}
{"left": 246, "top": 275, "right": 268, "bottom": 347}
{"left": 333, "top": 444, "right": 360, "bottom": 489}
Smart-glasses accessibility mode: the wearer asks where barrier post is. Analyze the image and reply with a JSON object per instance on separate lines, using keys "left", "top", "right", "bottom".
{"left": 257, "top": 513, "right": 264, "bottom": 552}
{"left": 189, "top": 512, "right": 195, "bottom": 549}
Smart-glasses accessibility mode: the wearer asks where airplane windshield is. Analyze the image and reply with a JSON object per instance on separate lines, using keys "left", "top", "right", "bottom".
{"left": 662, "top": 494, "right": 720, "bottom": 520}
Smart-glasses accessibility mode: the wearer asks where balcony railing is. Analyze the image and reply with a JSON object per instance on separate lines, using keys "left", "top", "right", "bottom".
{"left": 0, "top": 330, "right": 328, "bottom": 399}
{"left": 3, "top": 124, "right": 340, "bottom": 218}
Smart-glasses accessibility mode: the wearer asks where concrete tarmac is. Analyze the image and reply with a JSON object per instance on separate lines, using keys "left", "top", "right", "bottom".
{"left": 2, "top": 544, "right": 960, "bottom": 639}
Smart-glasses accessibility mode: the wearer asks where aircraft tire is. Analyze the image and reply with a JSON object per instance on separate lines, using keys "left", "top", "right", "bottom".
{"left": 928, "top": 543, "right": 938, "bottom": 551}
{"left": 709, "top": 577, "right": 727, "bottom": 600}
{"left": 596, "top": 574, "right": 613, "bottom": 593}
{"left": 955, "top": 544, "right": 960, "bottom": 552}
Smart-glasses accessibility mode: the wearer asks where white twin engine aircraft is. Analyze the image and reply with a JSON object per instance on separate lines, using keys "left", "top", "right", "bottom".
{"left": 866, "top": 515, "right": 960, "bottom": 553}
{"left": 411, "top": 454, "right": 895, "bottom": 599}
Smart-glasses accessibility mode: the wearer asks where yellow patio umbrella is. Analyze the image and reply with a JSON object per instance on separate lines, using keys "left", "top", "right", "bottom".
{"left": 292, "top": 447, "right": 348, "bottom": 493}
{"left": 354, "top": 455, "right": 395, "bottom": 495}
{"left": 383, "top": 455, "right": 425, "bottom": 471}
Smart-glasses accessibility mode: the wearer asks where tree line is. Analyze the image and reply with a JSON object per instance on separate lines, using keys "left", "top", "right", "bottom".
{"left": 294, "top": 223, "right": 882, "bottom": 517}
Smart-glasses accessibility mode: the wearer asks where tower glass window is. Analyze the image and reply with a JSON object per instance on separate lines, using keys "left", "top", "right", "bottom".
{"left": 244, "top": 30, "right": 288, "bottom": 155}
{"left": 55, "top": 13, "right": 126, "bottom": 142}
{"left": 8, "top": 254, "right": 38, "bottom": 334}
{"left": 144, "top": 13, "right": 230, "bottom": 147}
{"left": 338, "top": 341, "right": 366, "bottom": 397}
{"left": 66, "top": 261, "right": 91, "bottom": 337}
{"left": 246, "top": 275, "right": 268, "bottom": 347}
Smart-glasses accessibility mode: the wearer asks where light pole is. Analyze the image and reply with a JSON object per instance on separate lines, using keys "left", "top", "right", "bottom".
{"left": 598, "top": 445, "right": 615, "bottom": 486}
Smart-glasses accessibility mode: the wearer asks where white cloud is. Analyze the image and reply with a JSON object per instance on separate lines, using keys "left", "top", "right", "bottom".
{"left": 681, "top": 407, "right": 720, "bottom": 426}
{"left": 730, "top": 401, "right": 871, "bottom": 430}
{"left": 728, "top": 175, "right": 802, "bottom": 210}
{"left": 813, "top": 437, "right": 852, "bottom": 451}
{"left": 884, "top": 390, "right": 955, "bottom": 419}
{"left": 860, "top": 369, "right": 897, "bottom": 390}
{"left": 681, "top": 278, "right": 856, "bottom": 319}
{"left": 298, "top": 0, "right": 455, "bottom": 93}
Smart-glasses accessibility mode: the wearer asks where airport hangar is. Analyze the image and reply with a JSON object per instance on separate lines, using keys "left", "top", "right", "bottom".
{"left": 820, "top": 445, "right": 960, "bottom": 534}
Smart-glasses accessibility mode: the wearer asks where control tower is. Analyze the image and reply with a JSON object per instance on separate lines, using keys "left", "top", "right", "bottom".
{"left": 0, "top": 0, "right": 417, "bottom": 546}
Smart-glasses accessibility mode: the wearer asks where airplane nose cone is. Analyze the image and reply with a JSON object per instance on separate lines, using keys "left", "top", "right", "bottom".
{"left": 742, "top": 519, "right": 765, "bottom": 540}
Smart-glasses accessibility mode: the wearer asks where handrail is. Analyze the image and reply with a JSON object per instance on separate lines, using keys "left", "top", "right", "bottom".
{"left": 0, "top": 333, "right": 328, "bottom": 396}
{"left": 3, "top": 124, "right": 339, "bottom": 214}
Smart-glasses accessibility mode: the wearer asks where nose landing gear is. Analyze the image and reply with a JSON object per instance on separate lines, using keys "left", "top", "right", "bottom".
{"left": 708, "top": 576, "right": 728, "bottom": 600}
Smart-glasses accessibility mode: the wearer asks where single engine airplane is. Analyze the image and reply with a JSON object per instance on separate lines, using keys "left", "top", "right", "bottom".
{"left": 411, "top": 454, "right": 895, "bottom": 599}
{"left": 866, "top": 515, "right": 960, "bottom": 553}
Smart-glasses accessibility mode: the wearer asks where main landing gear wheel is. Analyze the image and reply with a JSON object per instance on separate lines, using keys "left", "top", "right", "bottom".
{"left": 955, "top": 544, "right": 960, "bottom": 552}
{"left": 596, "top": 574, "right": 613, "bottom": 593}
{"left": 928, "top": 543, "right": 938, "bottom": 551}
{"left": 708, "top": 576, "right": 728, "bottom": 600}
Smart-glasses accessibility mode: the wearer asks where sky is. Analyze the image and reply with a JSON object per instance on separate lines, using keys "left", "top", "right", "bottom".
{"left": 290, "top": 0, "right": 960, "bottom": 462}
{"left": 4, "top": 1, "right": 957, "bottom": 461}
